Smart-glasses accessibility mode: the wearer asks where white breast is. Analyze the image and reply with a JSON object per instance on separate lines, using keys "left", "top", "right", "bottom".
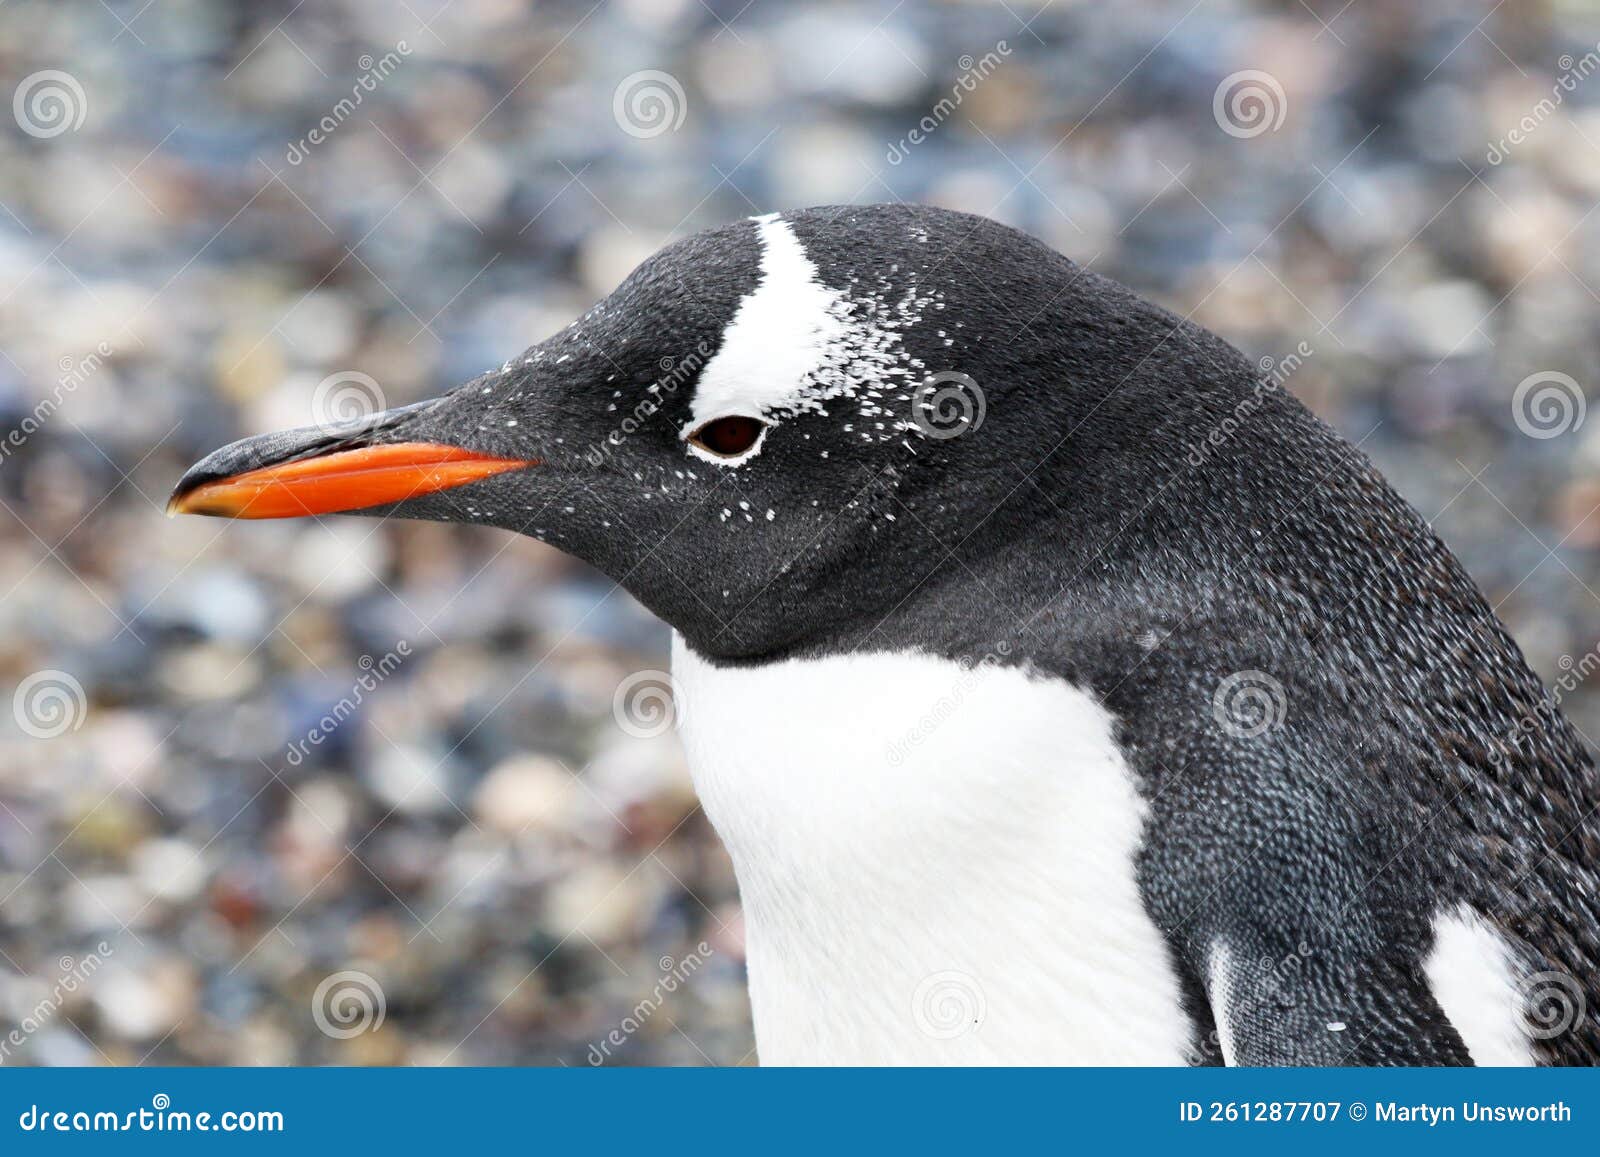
{"left": 671, "top": 637, "right": 1192, "bottom": 1065}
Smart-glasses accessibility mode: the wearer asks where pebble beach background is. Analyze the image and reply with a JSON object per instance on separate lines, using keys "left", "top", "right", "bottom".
{"left": 2, "top": 0, "right": 1599, "bottom": 1065}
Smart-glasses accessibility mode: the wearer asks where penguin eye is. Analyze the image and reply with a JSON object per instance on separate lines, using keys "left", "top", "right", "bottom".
{"left": 688, "top": 415, "right": 767, "bottom": 458}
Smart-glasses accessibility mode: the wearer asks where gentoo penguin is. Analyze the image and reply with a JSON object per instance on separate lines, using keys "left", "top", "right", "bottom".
{"left": 171, "top": 204, "right": 1600, "bottom": 1066}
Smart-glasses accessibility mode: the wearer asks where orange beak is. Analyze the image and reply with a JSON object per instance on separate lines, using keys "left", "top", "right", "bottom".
{"left": 166, "top": 442, "right": 537, "bottom": 519}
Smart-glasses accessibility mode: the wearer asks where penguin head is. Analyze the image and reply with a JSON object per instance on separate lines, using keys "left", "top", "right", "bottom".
{"left": 172, "top": 205, "right": 1217, "bottom": 658}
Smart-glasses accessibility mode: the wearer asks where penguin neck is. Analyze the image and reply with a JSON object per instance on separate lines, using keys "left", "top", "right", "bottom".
{"left": 671, "top": 634, "right": 1193, "bottom": 1064}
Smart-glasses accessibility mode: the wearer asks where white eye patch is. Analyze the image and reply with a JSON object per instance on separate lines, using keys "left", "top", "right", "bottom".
{"left": 680, "top": 214, "right": 848, "bottom": 466}
{"left": 680, "top": 212, "right": 934, "bottom": 467}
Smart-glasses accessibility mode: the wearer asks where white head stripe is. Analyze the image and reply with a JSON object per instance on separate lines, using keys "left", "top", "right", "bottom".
{"left": 687, "top": 215, "right": 849, "bottom": 428}
{"left": 683, "top": 214, "right": 936, "bottom": 468}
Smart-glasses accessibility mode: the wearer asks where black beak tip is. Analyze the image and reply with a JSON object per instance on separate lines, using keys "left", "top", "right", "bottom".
{"left": 168, "top": 401, "right": 439, "bottom": 516}
{"left": 167, "top": 429, "right": 311, "bottom": 513}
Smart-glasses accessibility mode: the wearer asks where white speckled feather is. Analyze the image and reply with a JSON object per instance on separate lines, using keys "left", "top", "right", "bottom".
{"left": 684, "top": 214, "right": 932, "bottom": 468}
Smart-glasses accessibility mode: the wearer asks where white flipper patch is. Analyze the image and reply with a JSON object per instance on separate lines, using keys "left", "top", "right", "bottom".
{"left": 1207, "top": 941, "right": 1239, "bottom": 1065}
{"left": 1424, "top": 906, "right": 1534, "bottom": 1066}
